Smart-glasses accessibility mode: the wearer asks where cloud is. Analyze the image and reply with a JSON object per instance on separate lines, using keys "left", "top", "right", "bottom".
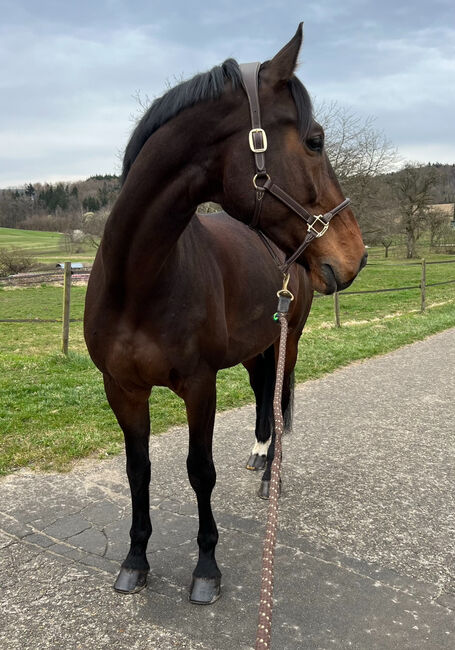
{"left": 0, "top": 24, "right": 226, "bottom": 185}
{"left": 1, "top": 0, "right": 454, "bottom": 186}
{"left": 305, "top": 25, "right": 455, "bottom": 164}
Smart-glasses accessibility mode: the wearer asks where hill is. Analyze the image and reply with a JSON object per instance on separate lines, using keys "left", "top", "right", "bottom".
{"left": 0, "top": 226, "right": 96, "bottom": 266}
{"left": 0, "top": 175, "right": 120, "bottom": 232}
{"left": 1, "top": 164, "right": 455, "bottom": 239}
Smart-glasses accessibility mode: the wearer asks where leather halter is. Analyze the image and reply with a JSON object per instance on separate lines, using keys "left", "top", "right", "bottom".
{"left": 239, "top": 62, "right": 351, "bottom": 276}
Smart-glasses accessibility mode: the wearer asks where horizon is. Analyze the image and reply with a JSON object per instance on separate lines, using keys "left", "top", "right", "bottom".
{"left": 3, "top": 161, "right": 455, "bottom": 193}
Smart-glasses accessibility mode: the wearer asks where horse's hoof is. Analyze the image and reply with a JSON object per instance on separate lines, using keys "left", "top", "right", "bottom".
{"left": 258, "top": 479, "right": 281, "bottom": 500}
{"left": 258, "top": 480, "right": 270, "bottom": 500}
{"left": 189, "top": 576, "right": 221, "bottom": 605}
{"left": 114, "top": 567, "right": 148, "bottom": 594}
{"left": 246, "top": 453, "right": 267, "bottom": 471}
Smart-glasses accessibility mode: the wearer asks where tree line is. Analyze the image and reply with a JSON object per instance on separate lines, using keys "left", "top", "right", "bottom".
{"left": 0, "top": 175, "right": 119, "bottom": 237}
{"left": 1, "top": 109, "right": 455, "bottom": 260}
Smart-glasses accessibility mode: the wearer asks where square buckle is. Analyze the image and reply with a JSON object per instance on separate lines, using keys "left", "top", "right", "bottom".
{"left": 307, "top": 215, "right": 329, "bottom": 238}
{"left": 249, "top": 128, "right": 268, "bottom": 153}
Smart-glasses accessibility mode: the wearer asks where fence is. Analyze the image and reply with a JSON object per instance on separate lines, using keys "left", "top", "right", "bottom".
{"left": 1, "top": 259, "right": 455, "bottom": 353}
{"left": 329, "top": 258, "right": 455, "bottom": 327}
{"left": 0, "top": 262, "right": 85, "bottom": 354}
{"left": 0, "top": 267, "right": 91, "bottom": 287}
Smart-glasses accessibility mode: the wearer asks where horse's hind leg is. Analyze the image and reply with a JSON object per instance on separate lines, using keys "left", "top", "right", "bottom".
{"left": 183, "top": 370, "right": 221, "bottom": 605}
{"left": 103, "top": 374, "right": 152, "bottom": 594}
{"left": 244, "top": 345, "right": 275, "bottom": 471}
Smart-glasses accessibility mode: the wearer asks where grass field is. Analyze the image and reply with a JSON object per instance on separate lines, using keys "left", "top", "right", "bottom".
{"left": 1, "top": 254, "right": 455, "bottom": 477}
{"left": 0, "top": 226, "right": 97, "bottom": 265}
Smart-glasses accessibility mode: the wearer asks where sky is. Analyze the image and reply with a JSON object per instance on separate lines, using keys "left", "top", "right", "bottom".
{"left": 1, "top": 0, "right": 454, "bottom": 187}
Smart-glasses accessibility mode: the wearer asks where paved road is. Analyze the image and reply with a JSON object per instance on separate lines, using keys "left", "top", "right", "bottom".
{"left": 1, "top": 329, "right": 455, "bottom": 649}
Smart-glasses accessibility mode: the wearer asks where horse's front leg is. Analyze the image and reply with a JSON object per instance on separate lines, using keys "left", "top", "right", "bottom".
{"left": 103, "top": 374, "right": 152, "bottom": 594}
{"left": 183, "top": 371, "right": 221, "bottom": 605}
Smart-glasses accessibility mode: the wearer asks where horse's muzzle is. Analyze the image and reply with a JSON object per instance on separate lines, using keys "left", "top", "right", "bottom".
{"left": 322, "top": 252, "right": 368, "bottom": 294}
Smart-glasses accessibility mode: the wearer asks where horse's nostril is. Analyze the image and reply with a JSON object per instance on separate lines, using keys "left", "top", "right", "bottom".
{"left": 359, "top": 252, "right": 368, "bottom": 272}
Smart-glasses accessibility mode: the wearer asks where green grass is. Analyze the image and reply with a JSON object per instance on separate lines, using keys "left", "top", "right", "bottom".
{"left": 0, "top": 257, "right": 454, "bottom": 476}
{"left": 0, "top": 226, "right": 97, "bottom": 265}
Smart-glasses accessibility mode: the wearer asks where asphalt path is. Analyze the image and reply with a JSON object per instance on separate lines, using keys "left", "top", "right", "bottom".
{"left": 1, "top": 328, "right": 455, "bottom": 649}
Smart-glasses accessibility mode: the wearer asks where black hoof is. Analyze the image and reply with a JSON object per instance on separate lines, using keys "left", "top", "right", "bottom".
{"left": 258, "top": 479, "right": 281, "bottom": 500}
{"left": 246, "top": 453, "right": 267, "bottom": 471}
{"left": 114, "top": 567, "right": 148, "bottom": 594}
{"left": 189, "top": 576, "right": 221, "bottom": 605}
{"left": 258, "top": 480, "right": 270, "bottom": 500}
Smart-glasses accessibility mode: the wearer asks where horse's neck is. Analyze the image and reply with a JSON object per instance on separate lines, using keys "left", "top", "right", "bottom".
{"left": 100, "top": 115, "right": 221, "bottom": 287}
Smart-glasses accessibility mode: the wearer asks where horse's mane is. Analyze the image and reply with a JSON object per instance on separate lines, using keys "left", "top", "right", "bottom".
{"left": 121, "top": 59, "right": 313, "bottom": 184}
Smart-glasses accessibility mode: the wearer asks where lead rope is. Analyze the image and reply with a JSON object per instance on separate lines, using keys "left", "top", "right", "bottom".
{"left": 255, "top": 278, "right": 293, "bottom": 650}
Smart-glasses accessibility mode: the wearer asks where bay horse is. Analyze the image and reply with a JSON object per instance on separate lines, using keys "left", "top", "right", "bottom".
{"left": 84, "top": 24, "right": 366, "bottom": 604}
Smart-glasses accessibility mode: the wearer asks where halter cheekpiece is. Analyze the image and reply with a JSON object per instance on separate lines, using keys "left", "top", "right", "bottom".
{"left": 239, "top": 62, "right": 351, "bottom": 275}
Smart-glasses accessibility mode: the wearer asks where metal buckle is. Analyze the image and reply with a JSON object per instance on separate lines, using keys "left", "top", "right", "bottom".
{"left": 307, "top": 215, "right": 330, "bottom": 238}
{"left": 249, "top": 128, "right": 268, "bottom": 153}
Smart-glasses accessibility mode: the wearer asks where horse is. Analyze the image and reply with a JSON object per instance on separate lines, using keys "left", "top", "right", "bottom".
{"left": 84, "top": 24, "right": 366, "bottom": 605}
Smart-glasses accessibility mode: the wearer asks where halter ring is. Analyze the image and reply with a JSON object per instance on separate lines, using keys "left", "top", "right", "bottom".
{"left": 253, "top": 173, "right": 271, "bottom": 190}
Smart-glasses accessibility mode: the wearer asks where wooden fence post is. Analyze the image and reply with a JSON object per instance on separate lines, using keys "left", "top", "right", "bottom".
{"left": 334, "top": 292, "right": 341, "bottom": 327}
{"left": 420, "top": 258, "right": 426, "bottom": 313}
{"left": 62, "top": 261, "right": 71, "bottom": 354}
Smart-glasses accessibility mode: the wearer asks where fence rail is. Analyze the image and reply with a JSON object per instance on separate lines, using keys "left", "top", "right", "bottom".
{"left": 1, "top": 259, "right": 455, "bottom": 346}
{"left": 0, "top": 268, "right": 91, "bottom": 287}
{"left": 330, "top": 258, "right": 455, "bottom": 327}
{"left": 367, "top": 259, "right": 455, "bottom": 267}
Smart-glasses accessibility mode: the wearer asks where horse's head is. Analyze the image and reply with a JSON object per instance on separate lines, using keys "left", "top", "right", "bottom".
{"left": 219, "top": 24, "right": 366, "bottom": 294}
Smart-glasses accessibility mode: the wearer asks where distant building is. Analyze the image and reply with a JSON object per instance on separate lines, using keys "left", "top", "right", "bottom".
{"left": 428, "top": 203, "right": 455, "bottom": 229}
{"left": 55, "top": 262, "right": 84, "bottom": 269}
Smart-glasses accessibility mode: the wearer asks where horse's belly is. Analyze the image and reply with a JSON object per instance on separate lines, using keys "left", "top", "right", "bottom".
{"left": 220, "top": 315, "right": 279, "bottom": 369}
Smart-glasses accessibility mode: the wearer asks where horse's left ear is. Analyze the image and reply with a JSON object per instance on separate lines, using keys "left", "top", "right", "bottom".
{"left": 264, "top": 23, "right": 303, "bottom": 85}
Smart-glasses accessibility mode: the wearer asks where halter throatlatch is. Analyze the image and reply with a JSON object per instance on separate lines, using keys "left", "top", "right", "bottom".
{"left": 239, "top": 62, "right": 351, "bottom": 277}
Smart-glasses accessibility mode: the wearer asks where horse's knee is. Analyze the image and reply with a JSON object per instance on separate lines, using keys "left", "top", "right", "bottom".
{"left": 187, "top": 454, "right": 216, "bottom": 492}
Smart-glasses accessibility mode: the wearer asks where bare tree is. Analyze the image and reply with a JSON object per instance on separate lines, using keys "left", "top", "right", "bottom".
{"left": 81, "top": 210, "right": 110, "bottom": 248}
{"left": 428, "top": 207, "right": 450, "bottom": 248}
{"left": 315, "top": 101, "right": 398, "bottom": 236}
{"left": 389, "top": 164, "right": 437, "bottom": 258}
{"left": 0, "top": 247, "right": 34, "bottom": 275}
{"left": 317, "top": 102, "right": 396, "bottom": 178}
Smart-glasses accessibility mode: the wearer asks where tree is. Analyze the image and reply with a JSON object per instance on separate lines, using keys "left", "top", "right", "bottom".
{"left": 81, "top": 210, "right": 110, "bottom": 248}
{"left": 0, "top": 247, "right": 34, "bottom": 275}
{"left": 82, "top": 196, "right": 101, "bottom": 212}
{"left": 428, "top": 207, "right": 450, "bottom": 248}
{"left": 38, "top": 183, "right": 71, "bottom": 213}
{"left": 389, "top": 164, "right": 437, "bottom": 258}
{"left": 315, "top": 101, "right": 398, "bottom": 238}
{"left": 24, "top": 183, "right": 35, "bottom": 199}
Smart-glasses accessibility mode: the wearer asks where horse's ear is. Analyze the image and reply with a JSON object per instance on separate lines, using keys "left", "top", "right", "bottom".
{"left": 264, "top": 23, "right": 303, "bottom": 85}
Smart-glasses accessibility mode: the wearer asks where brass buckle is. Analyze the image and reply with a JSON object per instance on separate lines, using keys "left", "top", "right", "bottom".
{"left": 307, "top": 215, "right": 329, "bottom": 238}
{"left": 249, "top": 128, "right": 268, "bottom": 153}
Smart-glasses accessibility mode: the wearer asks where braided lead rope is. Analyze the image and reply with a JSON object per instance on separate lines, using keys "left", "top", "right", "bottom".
{"left": 255, "top": 314, "right": 288, "bottom": 650}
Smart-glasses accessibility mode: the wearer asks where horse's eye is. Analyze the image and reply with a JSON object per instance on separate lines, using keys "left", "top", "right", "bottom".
{"left": 306, "top": 135, "right": 324, "bottom": 152}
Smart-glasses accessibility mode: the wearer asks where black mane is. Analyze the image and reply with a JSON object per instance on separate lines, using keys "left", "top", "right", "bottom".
{"left": 121, "top": 59, "right": 313, "bottom": 184}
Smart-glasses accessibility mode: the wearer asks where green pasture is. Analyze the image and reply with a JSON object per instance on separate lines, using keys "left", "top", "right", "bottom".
{"left": 0, "top": 226, "right": 96, "bottom": 265}
{"left": 1, "top": 257, "right": 455, "bottom": 476}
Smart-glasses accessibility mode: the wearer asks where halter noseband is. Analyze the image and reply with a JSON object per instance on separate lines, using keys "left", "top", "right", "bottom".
{"left": 239, "top": 62, "right": 351, "bottom": 275}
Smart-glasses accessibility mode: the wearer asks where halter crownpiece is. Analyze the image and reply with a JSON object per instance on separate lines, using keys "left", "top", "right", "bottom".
{"left": 239, "top": 62, "right": 351, "bottom": 275}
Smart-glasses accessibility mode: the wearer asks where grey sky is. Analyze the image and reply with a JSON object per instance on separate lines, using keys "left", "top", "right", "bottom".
{"left": 1, "top": 0, "right": 454, "bottom": 187}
